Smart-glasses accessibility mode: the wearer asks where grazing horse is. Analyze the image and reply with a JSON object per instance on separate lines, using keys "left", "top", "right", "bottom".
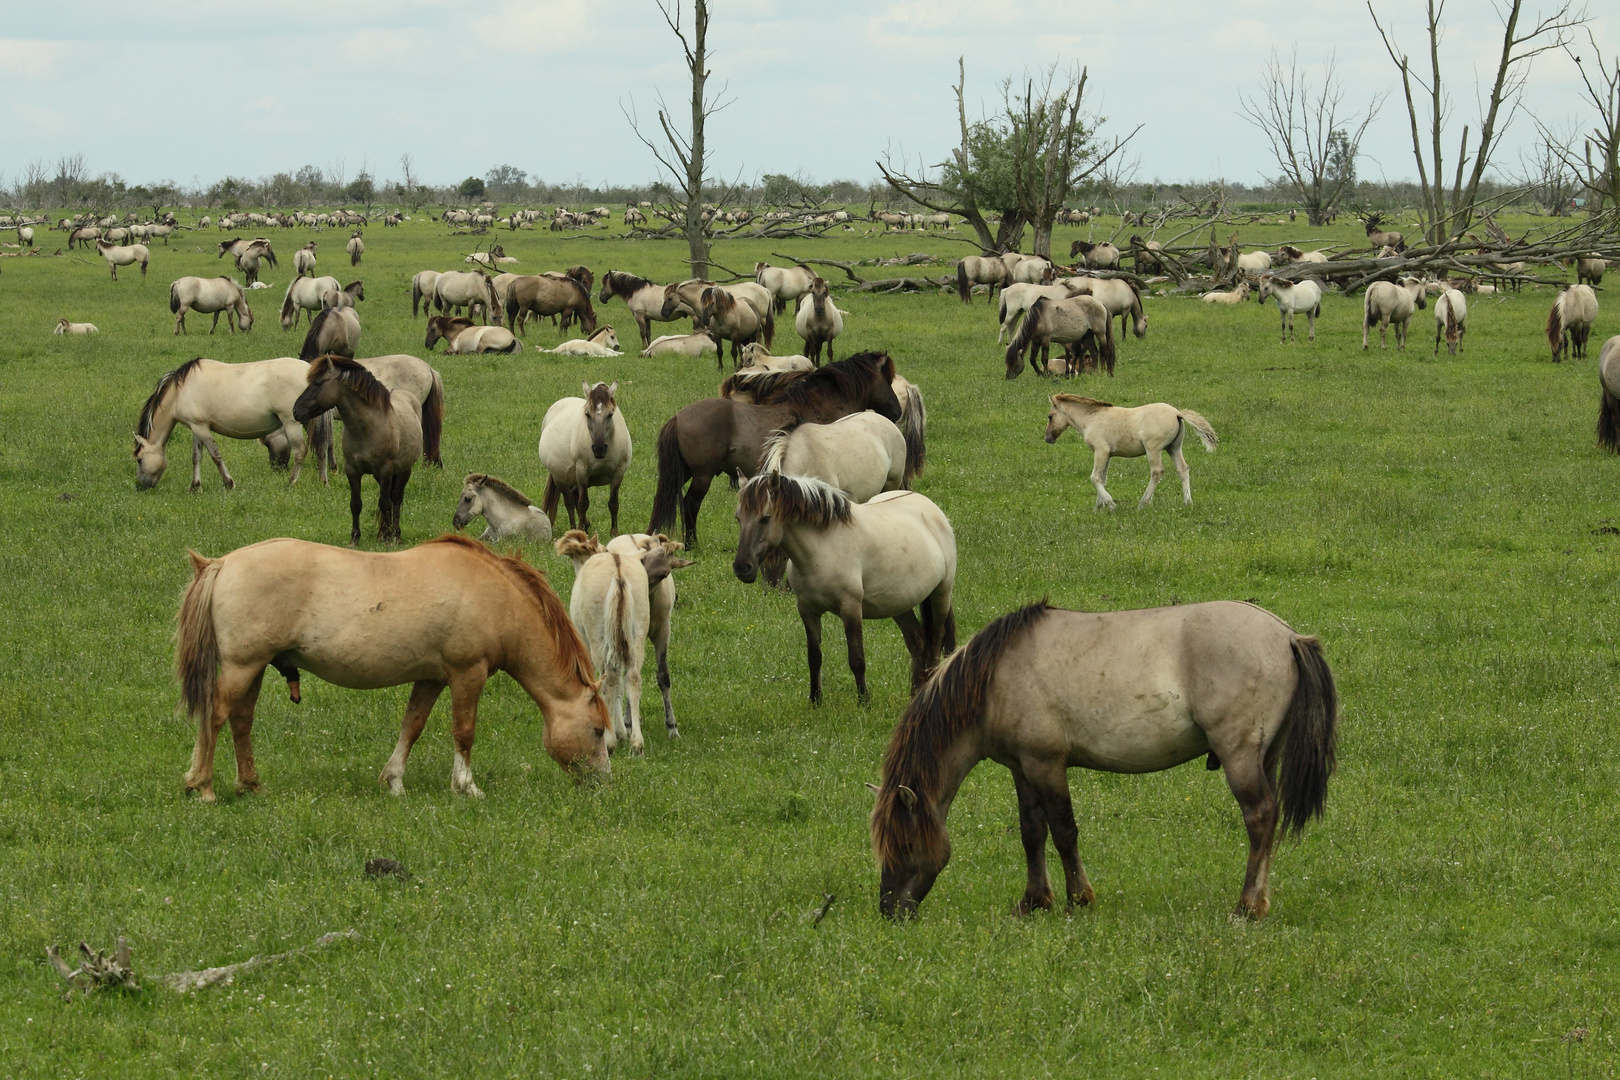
{"left": 454, "top": 473, "right": 554, "bottom": 544}
{"left": 648, "top": 351, "right": 905, "bottom": 547}
{"left": 1005, "top": 295, "right": 1115, "bottom": 378}
{"left": 299, "top": 306, "right": 362, "bottom": 359}
{"left": 794, "top": 277, "right": 844, "bottom": 365}
{"left": 733, "top": 475, "right": 956, "bottom": 703}
{"left": 554, "top": 531, "right": 692, "bottom": 754}
{"left": 1130, "top": 235, "right": 1165, "bottom": 273}
{"left": 171, "top": 276, "right": 253, "bottom": 334}
{"left": 699, "top": 287, "right": 772, "bottom": 368}
{"left": 756, "top": 261, "right": 816, "bottom": 314}
{"left": 411, "top": 270, "right": 441, "bottom": 318}
{"left": 96, "top": 239, "right": 149, "bottom": 281}
{"left": 434, "top": 270, "right": 502, "bottom": 324}
{"left": 281, "top": 275, "right": 341, "bottom": 329}
{"left": 504, "top": 274, "right": 596, "bottom": 337}
{"left": 539, "top": 382, "right": 632, "bottom": 536}
{"left": 870, "top": 600, "right": 1337, "bottom": 919}
{"left": 998, "top": 282, "right": 1075, "bottom": 344}
{"left": 1548, "top": 284, "right": 1600, "bottom": 362}
{"left": 1434, "top": 289, "right": 1468, "bottom": 356}
{"left": 174, "top": 534, "right": 610, "bottom": 800}
{"left": 426, "top": 315, "right": 522, "bottom": 354}
{"left": 1043, "top": 394, "right": 1218, "bottom": 509}
{"left": 956, "top": 256, "right": 1010, "bottom": 305}
{"left": 1070, "top": 240, "right": 1120, "bottom": 269}
{"left": 294, "top": 241, "right": 317, "bottom": 277}
{"left": 1063, "top": 277, "right": 1147, "bottom": 340}
{"left": 221, "top": 238, "right": 276, "bottom": 285}
{"left": 1256, "top": 275, "right": 1323, "bottom": 343}
{"left": 133, "top": 357, "right": 330, "bottom": 490}
{"left": 1362, "top": 277, "right": 1428, "bottom": 351}
{"left": 598, "top": 271, "right": 686, "bottom": 349}
{"left": 320, "top": 280, "right": 365, "bottom": 310}
{"left": 1598, "top": 336, "right": 1620, "bottom": 453}
{"left": 1575, "top": 257, "right": 1606, "bottom": 288}
{"left": 761, "top": 411, "right": 911, "bottom": 499}
{"left": 346, "top": 231, "right": 364, "bottom": 266}
{"left": 1011, "top": 256, "right": 1054, "bottom": 285}
{"left": 67, "top": 225, "right": 101, "bottom": 249}
{"left": 293, "top": 356, "right": 421, "bottom": 544}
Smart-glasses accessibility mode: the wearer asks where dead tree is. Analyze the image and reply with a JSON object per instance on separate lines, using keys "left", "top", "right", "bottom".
{"left": 1369, "top": 0, "right": 1587, "bottom": 244}
{"left": 1539, "top": 28, "right": 1620, "bottom": 213}
{"left": 1239, "top": 49, "right": 1382, "bottom": 226}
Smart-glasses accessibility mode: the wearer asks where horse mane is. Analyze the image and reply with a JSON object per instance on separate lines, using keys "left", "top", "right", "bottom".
{"left": 424, "top": 534, "right": 598, "bottom": 689}
{"left": 606, "top": 270, "right": 654, "bottom": 295}
{"left": 1547, "top": 291, "right": 1565, "bottom": 353}
{"left": 306, "top": 354, "right": 390, "bottom": 408}
{"left": 465, "top": 473, "right": 534, "bottom": 507}
{"left": 1051, "top": 393, "right": 1113, "bottom": 408}
{"left": 777, "top": 351, "right": 894, "bottom": 414}
{"left": 759, "top": 426, "right": 794, "bottom": 474}
{"left": 344, "top": 280, "right": 362, "bottom": 293}
{"left": 872, "top": 601, "right": 1055, "bottom": 872}
{"left": 718, "top": 367, "right": 809, "bottom": 400}
{"left": 136, "top": 358, "right": 205, "bottom": 439}
{"left": 588, "top": 326, "right": 613, "bottom": 342}
{"left": 300, "top": 307, "right": 341, "bottom": 360}
{"left": 737, "top": 473, "right": 852, "bottom": 528}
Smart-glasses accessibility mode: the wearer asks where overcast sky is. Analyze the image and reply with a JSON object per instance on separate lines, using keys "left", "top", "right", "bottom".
{"left": 0, "top": 1, "right": 1607, "bottom": 192}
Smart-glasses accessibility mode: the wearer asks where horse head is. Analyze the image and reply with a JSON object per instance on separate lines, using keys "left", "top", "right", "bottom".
{"left": 582, "top": 381, "right": 619, "bottom": 460}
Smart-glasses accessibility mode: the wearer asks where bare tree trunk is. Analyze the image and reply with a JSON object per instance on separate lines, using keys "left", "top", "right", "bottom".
{"left": 683, "top": 0, "right": 710, "bottom": 278}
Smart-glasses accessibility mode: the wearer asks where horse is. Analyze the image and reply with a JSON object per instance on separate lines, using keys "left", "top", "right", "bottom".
{"left": 554, "top": 531, "right": 692, "bottom": 755}
{"left": 505, "top": 274, "right": 596, "bottom": 337}
{"left": 294, "top": 242, "right": 317, "bottom": 277}
{"left": 699, "top": 286, "right": 772, "bottom": 368}
{"left": 96, "top": 239, "right": 149, "bottom": 281}
{"left": 171, "top": 277, "right": 253, "bottom": 334}
{"left": 997, "top": 283, "right": 1075, "bottom": 344}
{"left": 1011, "top": 257, "right": 1054, "bottom": 285}
{"left": 648, "top": 351, "right": 905, "bottom": 547}
{"left": 225, "top": 239, "right": 276, "bottom": 285}
{"left": 642, "top": 332, "right": 719, "bottom": 358}
{"left": 293, "top": 356, "right": 421, "bottom": 544}
{"left": 956, "top": 256, "right": 1009, "bottom": 305}
{"left": 278, "top": 353, "right": 443, "bottom": 468}
{"left": 1256, "top": 275, "right": 1323, "bottom": 343}
{"left": 1004, "top": 295, "right": 1115, "bottom": 378}
{"left": 539, "top": 382, "right": 632, "bottom": 536}
{"left": 733, "top": 475, "right": 956, "bottom": 703}
{"left": 869, "top": 599, "right": 1337, "bottom": 919}
{"left": 1130, "top": 235, "right": 1165, "bottom": 273}
{"left": 761, "top": 411, "right": 911, "bottom": 499}
{"left": 1043, "top": 394, "right": 1218, "bottom": 509}
{"left": 736, "top": 342, "right": 814, "bottom": 372}
{"left": 411, "top": 270, "right": 441, "bottom": 318}
{"left": 426, "top": 315, "right": 522, "bottom": 354}
{"left": 1069, "top": 240, "right": 1120, "bottom": 269}
{"left": 1201, "top": 282, "right": 1250, "bottom": 304}
{"left": 17, "top": 225, "right": 35, "bottom": 248}
{"left": 67, "top": 225, "right": 101, "bottom": 249}
{"left": 598, "top": 271, "right": 686, "bottom": 349}
{"left": 1598, "top": 336, "right": 1620, "bottom": 453}
{"left": 1236, "top": 250, "right": 1272, "bottom": 276}
{"left": 435, "top": 270, "right": 502, "bottom": 324}
{"left": 1279, "top": 245, "right": 1329, "bottom": 265}
{"left": 133, "top": 357, "right": 330, "bottom": 491}
{"left": 1575, "top": 257, "right": 1606, "bottom": 288}
{"left": 346, "top": 231, "right": 364, "bottom": 266}
{"left": 55, "top": 319, "right": 98, "bottom": 335}
{"left": 1548, "top": 284, "right": 1600, "bottom": 362}
{"left": 755, "top": 262, "right": 816, "bottom": 314}
{"left": 1062, "top": 277, "right": 1147, "bottom": 340}
{"left": 543, "top": 327, "right": 621, "bottom": 356}
{"left": 1434, "top": 289, "right": 1467, "bottom": 357}
{"left": 661, "top": 279, "right": 772, "bottom": 328}
{"left": 320, "top": 280, "right": 365, "bottom": 310}
{"left": 794, "top": 277, "right": 844, "bottom": 365}
{"left": 280, "top": 275, "right": 341, "bottom": 329}
{"left": 174, "top": 534, "right": 610, "bottom": 800}
{"left": 454, "top": 473, "right": 554, "bottom": 544}
{"left": 1363, "top": 277, "right": 1428, "bottom": 351}
{"left": 300, "top": 306, "right": 362, "bottom": 360}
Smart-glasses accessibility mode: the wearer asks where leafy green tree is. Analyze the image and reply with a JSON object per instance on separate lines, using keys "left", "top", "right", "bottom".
{"left": 458, "top": 176, "right": 486, "bottom": 202}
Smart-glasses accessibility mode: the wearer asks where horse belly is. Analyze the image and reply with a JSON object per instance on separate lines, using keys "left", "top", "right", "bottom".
{"left": 1057, "top": 691, "right": 1207, "bottom": 772}
{"left": 855, "top": 520, "right": 948, "bottom": 618}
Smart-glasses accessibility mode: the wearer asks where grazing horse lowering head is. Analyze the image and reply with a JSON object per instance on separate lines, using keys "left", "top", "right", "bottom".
{"left": 582, "top": 381, "right": 620, "bottom": 460}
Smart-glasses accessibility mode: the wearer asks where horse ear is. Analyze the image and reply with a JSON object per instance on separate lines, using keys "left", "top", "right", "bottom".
{"left": 608, "top": 381, "right": 618, "bottom": 396}
{"left": 865, "top": 782, "right": 881, "bottom": 798}
{"left": 581, "top": 381, "right": 591, "bottom": 397}
{"left": 897, "top": 785, "right": 918, "bottom": 810}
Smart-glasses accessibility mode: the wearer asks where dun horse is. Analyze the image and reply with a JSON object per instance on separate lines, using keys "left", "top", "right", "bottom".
{"left": 281, "top": 275, "right": 342, "bottom": 329}
{"left": 1434, "top": 288, "right": 1468, "bottom": 356}
{"left": 1256, "top": 275, "right": 1323, "bottom": 343}
{"left": 1362, "top": 277, "right": 1427, "bottom": 351}
{"left": 506, "top": 271, "right": 596, "bottom": 337}
{"left": 870, "top": 600, "right": 1337, "bottom": 919}
{"left": 293, "top": 356, "right": 421, "bottom": 544}
{"left": 454, "top": 474, "right": 554, "bottom": 544}
{"left": 1043, "top": 394, "right": 1218, "bottom": 509}
{"left": 794, "top": 277, "right": 844, "bottom": 364}
{"left": 539, "top": 382, "right": 632, "bottom": 535}
{"left": 956, "top": 256, "right": 1009, "bottom": 305}
{"left": 1598, "top": 336, "right": 1620, "bottom": 453}
{"left": 1547, "top": 284, "right": 1599, "bottom": 362}
{"left": 426, "top": 315, "right": 522, "bottom": 354}
{"left": 1005, "top": 295, "right": 1115, "bottom": 378}
{"left": 171, "top": 276, "right": 253, "bottom": 334}
{"left": 300, "top": 306, "right": 362, "bottom": 359}
{"left": 97, "top": 239, "right": 150, "bottom": 280}
{"left": 756, "top": 261, "right": 816, "bottom": 313}
{"left": 598, "top": 271, "right": 686, "bottom": 349}
{"left": 700, "top": 286, "right": 772, "bottom": 368}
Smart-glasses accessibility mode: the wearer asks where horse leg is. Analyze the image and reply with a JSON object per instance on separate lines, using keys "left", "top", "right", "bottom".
{"left": 379, "top": 680, "right": 445, "bottom": 795}
{"left": 636, "top": 314, "right": 651, "bottom": 350}
{"left": 560, "top": 485, "right": 580, "bottom": 531}
{"left": 1173, "top": 443, "right": 1193, "bottom": 504}
{"left": 447, "top": 665, "right": 489, "bottom": 797}
{"left": 1028, "top": 760, "right": 1094, "bottom": 910}
{"left": 653, "top": 616, "right": 677, "bottom": 738}
{"left": 840, "top": 601, "right": 869, "bottom": 703}
{"left": 175, "top": 309, "right": 185, "bottom": 335}
{"left": 1222, "top": 751, "right": 1279, "bottom": 919}
{"left": 193, "top": 428, "right": 234, "bottom": 491}
{"left": 607, "top": 479, "right": 621, "bottom": 536}
{"left": 348, "top": 470, "right": 364, "bottom": 545}
{"left": 228, "top": 666, "right": 267, "bottom": 794}
{"left": 184, "top": 661, "right": 257, "bottom": 802}
{"left": 575, "top": 485, "right": 592, "bottom": 536}
{"left": 893, "top": 609, "right": 928, "bottom": 691}
{"left": 624, "top": 653, "right": 645, "bottom": 756}
{"left": 680, "top": 472, "right": 714, "bottom": 549}
{"left": 374, "top": 470, "right": 395, "bottom": 543}
{"left": 1140, "top": 447, "right": 1166, "bottom": 507}
{"left": 1090, "top": 447, "right": 1116, "bottom": 511}
{"left": 210, "top": 310, "right": 222, "bottom": 334}
{"left": 798, "top": 603, "right": 825, "bottom": 705}
{"left": 391, "top": 470, "right": 410, "bottom": 541}
{"left": 190, "top": 436, "right": 205, "bottom": 492}
{"left": 1009, "top": 768, "right": 1054, "bottom": 913}
{"left": 285, "top": 425, "right": 307, "bottom": 487}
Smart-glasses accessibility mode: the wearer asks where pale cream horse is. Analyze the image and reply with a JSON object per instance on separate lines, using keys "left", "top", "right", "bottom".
{"left": 1597, "top": 335, "right": 1620, "bottom": 453}
{"left": 97, "top": 239, "right": 150, "bottom": 280}
{"left": 171, "top": 276, "right": 254, "bottom": 334}
{"left": 55, "top": 319, "right": 99, "bottom": 335}
{"left": 453, "top": 474, "right": 554, "bottom": 544}
{"left": 760, "top": 412, "right": 912, "bottom": 499}
{"left": 1256, "top": 276, "right": 1323, "bottom": 343}
{"left": 1362, "top": 277, "right": 1427, "bottom": 350}
{"left": 1548, "top": 284, "right": 1599, "bottom": 362}
{"left": 1434, "top": 288, "right": 1468, "bottom": 356}
{"left": 1043, "top": 394, "right": 1218, "bottom": 509}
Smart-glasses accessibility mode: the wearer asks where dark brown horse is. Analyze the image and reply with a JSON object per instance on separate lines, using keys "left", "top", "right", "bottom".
{"left": 647, "top": 351, "right": 904, "bottom": 547}
{"left": 504, "top": 272, "right": 597, "bottom": 337}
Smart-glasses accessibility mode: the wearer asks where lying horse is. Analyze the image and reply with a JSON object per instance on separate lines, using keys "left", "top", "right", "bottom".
{"left": 454, "top": 473, "right": 554, "bottom": 544}
{"left": 426, "top": 315, "right": 522, "bottom": 354}
{"left": 174, "top": 534, "right": 610, "bottom": 800}
{"left": 870, "top": 600, "right": 1337, "bottom": 919}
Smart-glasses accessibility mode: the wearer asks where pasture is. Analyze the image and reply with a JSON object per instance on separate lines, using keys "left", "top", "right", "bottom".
{"left": 1, "top": 213, "right": 1617, "bottom": 1078}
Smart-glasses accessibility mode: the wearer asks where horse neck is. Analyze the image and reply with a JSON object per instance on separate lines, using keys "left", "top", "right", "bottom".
{"left": 481, "top": 493, "right": 529, "bottom": 530}
{"left": 330, "top": 387, "right": 388, "bottom": 434}
{"left": 145, "top": 385, "right": 180, "bottom": 443}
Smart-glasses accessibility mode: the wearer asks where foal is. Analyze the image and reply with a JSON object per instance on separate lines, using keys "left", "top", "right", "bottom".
{"left": 1043, "top": 394, "right": 1218, "bottom": 509}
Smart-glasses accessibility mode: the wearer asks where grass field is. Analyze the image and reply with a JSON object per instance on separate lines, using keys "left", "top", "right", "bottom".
{"left": 1, "top": 212, "right": 1617, "bottom": 1078}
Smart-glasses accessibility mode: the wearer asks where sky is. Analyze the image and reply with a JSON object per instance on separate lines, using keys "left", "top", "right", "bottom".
{"left": 0, "top": 1, "right": 1609, "bottom": 193}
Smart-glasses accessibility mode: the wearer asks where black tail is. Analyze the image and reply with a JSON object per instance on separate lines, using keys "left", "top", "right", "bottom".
{"left": 1005, "top": 298, "right": 1044, "bottom": 379}
{"left": 956, "top": 261, "right": 971, "bottom": 304}
{"left": 420, "top": 370, "right": 445, "bottom": 466}
{"left": 169, "top": 281, "right": 180, "bottom": 314}
{"left": 1100, "top": 313, "right": 1116, "bottom": 376}
{"left": 1278, "top": 636, "right": 1338, "bottom": 837}
{"left": 1598, "top": 385, "right": 1620, "bottom": 454}
{"left": 299, "top": 307, "right": 332, "bottom": 361}
{"left": 542, "top": 478, "right": 562, "bottom": 524}
{"left": 647, "top": 415, "right": 686, "bottom": 534}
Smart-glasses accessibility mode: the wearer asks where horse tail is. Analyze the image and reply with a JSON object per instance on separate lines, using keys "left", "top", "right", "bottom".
{"left": 762, "top": 303, "right": 775, "bottom": 349}
{"left": 956, "top": 261, "right": 972, "bottom": 304}
{"left": 503, "top": 295, "right": 520, "bottom": 330}
{"left": 169, "top": 280, "right": 181, "bottom": 314}
{"left": 648, "top": 415, "right": 686, "bottom": 535}
{"left": 898, "top": 381, "right": 927, "bottom": 484}
{"left": 1599, "top": 382, "right": 1620, "bottom": 454}
{"left": 411, "top": 278, "right": 423, "bottom": 316}
{"left": 1546, "top": 295, "right": 1564, "bottom": 360}
{"left": 420, "top": 368, "right": 445, "bottom": 467}
{"left": 507, "top": 339, "right": 523, "bottom": 354}
{"left": 1278, "top": 636, "right": 1338, "bottom": 838}
{"left": 1100, "top": 309, "right": 1116, "bottom": 376}
{"left": 176, "top": 551, "right": 222, "bottom": 728}
{"left": 601, "top": 554, "right": 631, "bottom": 680}
{"left": 542, "top": 478, "right": 562, "bottom": 524}
{"left": 1005, "top": 297, "right": 1042, "bottom": 378}
{"left": 304, "top": 410, "right": 333, "bottom": 470}
{"left": 280, "top": 280, "right": 297, "bottom": 327}
{"left": 299, "top": 307, "right": 331, "bottom": 361}
{"left": 1176, "top": 410, "right": 1218, "bottom": 452}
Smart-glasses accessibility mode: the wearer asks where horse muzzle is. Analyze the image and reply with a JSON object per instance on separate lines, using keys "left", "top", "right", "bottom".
{"left": 591, "top": 443, "right": 608, "bottom": 459}
{"left": 732, "top": 559, "right": 758, "bottom": 584}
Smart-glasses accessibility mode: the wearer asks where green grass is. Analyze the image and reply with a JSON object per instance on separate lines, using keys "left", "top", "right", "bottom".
{"left": 1, "top": 213, "right": 1617, "bottom": 1078}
